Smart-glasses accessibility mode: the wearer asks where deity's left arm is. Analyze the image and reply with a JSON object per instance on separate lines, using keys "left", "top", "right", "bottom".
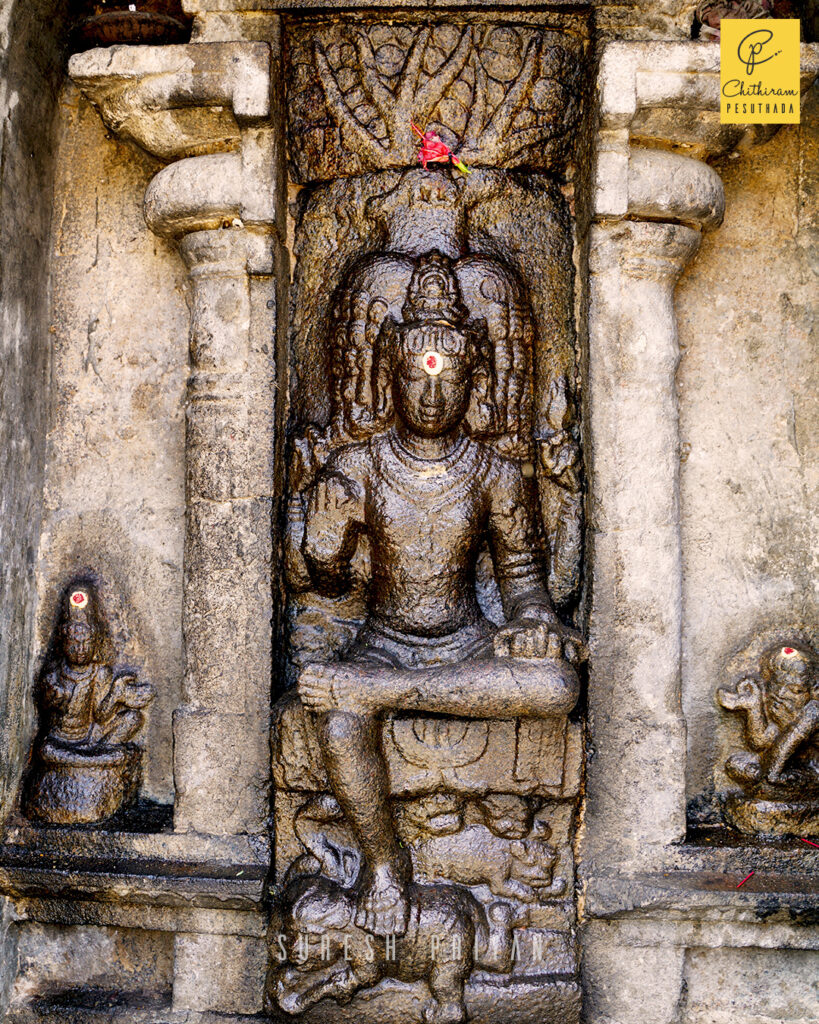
{"left": 487, "top": 457, "right": 557, "bottom": 624}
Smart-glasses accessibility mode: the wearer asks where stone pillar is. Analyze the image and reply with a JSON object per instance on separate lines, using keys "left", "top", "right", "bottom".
{"left": 586, "top": 145, "right": 724, "bottom": 862}
{"left": 586, "top": 217, "right": 700, "bottom": 858}
{"left": 68, "top": 38, "right": 285, "bottom": 1016}
{"left": 173, "top": 227, "right": 274, "bottom": 836}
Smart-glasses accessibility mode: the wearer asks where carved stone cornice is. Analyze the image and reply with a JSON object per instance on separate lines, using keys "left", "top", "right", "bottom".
{"left": 68, "top": 42, "right": 271, "bottom": 162}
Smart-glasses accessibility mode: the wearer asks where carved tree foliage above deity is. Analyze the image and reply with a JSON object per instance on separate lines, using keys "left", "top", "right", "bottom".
{"left": 284, "top": 18, "right": 588, "bottom": 182}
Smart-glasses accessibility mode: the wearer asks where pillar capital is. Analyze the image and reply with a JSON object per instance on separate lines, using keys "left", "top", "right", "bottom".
{"left": 68, "top": 41, "right": 271, "bottom": 161}
{"left": 589, "top": 220, "right": 701, "bottom": 284}
{"left": 180, "top": 225, "right": 274, "bottom": 278}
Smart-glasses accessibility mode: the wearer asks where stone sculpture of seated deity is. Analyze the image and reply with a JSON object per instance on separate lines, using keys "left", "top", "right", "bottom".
{"left": 718, "top": 640, "right": 819, "bottom": 835}
{"left": 292, "top": 253, "right": 583, "bottom": 937}
{"left": 23, "top": 579, "right": 154, "bottom": 825}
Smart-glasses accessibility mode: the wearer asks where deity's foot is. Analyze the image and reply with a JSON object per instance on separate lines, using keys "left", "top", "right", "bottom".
{"left": 299, "top": 662, "right": 385, "bottom": 715}
{"left": 354, "top": 861, "right": 410, "bottom": 937}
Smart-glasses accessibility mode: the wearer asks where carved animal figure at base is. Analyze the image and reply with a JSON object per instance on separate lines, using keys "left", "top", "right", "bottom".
{"left": 269, "top": 875, "right": 513, "bottom": 1024}
{"left": 411, "top": 823, "right": 558, "bottom": 903}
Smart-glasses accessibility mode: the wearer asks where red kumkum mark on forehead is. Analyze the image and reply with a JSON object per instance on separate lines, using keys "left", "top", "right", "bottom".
{"left": 783, "top": 647, "right": 796, "bottom": 655}
{"left": 421, "top": 350, "right": 444, "bottom": 376}
{"left": 70, "top": 591, "right": 88, "bottom": 607}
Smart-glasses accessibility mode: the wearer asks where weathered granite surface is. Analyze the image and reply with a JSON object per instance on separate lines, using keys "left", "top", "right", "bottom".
{"left": 39, "top": 82, "right": 189, "bottom": 805}
{"left": 0, "top": 0, "right": 70, "bottom": 1011}
{"left": 0, "top": 2, "right": 817, "bottom": 1021}
{"left": 679, "top": 84, "right": 819, "bottom": 818}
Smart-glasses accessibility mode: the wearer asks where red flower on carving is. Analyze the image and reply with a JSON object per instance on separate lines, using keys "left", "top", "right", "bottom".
{"left": 411, "top": 123, "right": 470, "bottom": 175}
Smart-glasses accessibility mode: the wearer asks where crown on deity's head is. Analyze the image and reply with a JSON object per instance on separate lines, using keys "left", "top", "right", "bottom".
{"left": 53, "top": 576, "right": 112, "bottom": 664}
{"left": 401, "top": 252, "right": 469, "bottom": 328}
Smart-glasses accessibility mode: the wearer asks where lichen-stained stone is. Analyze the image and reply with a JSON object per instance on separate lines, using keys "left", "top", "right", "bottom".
{"left": 283, "top": 14, "right": 590, "bottom": 182}
{"left": 173, "top": 932, "right": 266, "bottom": 1014}
{"left": 0, "top": 0, "right": 73, "bottom": 834}
{"left": 172, "top": 708, "right": 269, "bottom": 835}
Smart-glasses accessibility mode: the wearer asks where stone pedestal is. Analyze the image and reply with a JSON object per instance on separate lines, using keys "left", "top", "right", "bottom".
{"left": 23, "top": 742, "right": 140, "bottom": 826}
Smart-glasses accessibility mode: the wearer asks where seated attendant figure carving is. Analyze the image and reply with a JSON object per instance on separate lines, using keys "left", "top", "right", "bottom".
{"left": 294, "top": 254, "right": 582, "bottom": 936}
{"left": 24, "top": 579, "right": 154, "bottom": 825}
{"left": 719, "top": 642, "right": 819, "bottom": 788}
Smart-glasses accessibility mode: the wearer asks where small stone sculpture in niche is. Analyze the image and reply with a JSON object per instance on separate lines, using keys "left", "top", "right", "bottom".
{"left": 23, "top": 579, "right": 154, "bottom": 825}
{"left": 718, "top": 640, "right": 819, "bottom": 835}
{"left": 289, "top": 252, "right": 583, "bottom": 938}
{"left": 272, "top": 874, "right": 514, "bottom": 1023}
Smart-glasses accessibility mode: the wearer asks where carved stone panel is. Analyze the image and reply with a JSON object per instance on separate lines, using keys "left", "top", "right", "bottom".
{"left": 269, "top": 13, "right": 588, "bottom": 1024}
{"left": 284, "top": 13, "right": 589, "bottom": 182}
{"left": 717, "top": 636, "right": 819, "bottom": 836}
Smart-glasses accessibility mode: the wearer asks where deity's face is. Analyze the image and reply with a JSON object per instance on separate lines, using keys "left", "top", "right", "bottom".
{"left": 762, "top": 643, "right": 817, "bottom": 730}
{"left": 61, "top": 621, "right": 96, "bottom": 666}
{"left": 391, "top": 327, "right": 472, "bottom": 439}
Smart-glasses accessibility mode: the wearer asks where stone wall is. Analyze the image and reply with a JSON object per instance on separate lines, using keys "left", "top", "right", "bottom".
{"left": 678, "top": 83, "right": 819, "bottom": 813}
{"left": 0, "top": 0, "right": 67, "bottom": 827}
{"left": 0, "top": 0, "right": 68, "bottom": 1009}
{"left": 38, "top": 82, "right": 189, "bottom": 804}
{"left": 0, "top": 1, "right": 817, "bottom": 1021}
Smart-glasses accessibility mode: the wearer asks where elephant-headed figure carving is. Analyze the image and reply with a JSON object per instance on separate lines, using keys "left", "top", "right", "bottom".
{"left": 718, "top": 639, "right": 819, "bottom": 835}
{"left": 267, "top": 874, "right": 514, "bottom": 1024}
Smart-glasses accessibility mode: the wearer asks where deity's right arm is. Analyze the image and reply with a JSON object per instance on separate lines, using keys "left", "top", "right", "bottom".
{"left": 40, "top": 668, "right": 71, "bottom": 709}
{"left": 717, "top": 677, "right": 776, "bottom": 750}
{"left": 301, "top": 445, "right": 368, "bottom": 596}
